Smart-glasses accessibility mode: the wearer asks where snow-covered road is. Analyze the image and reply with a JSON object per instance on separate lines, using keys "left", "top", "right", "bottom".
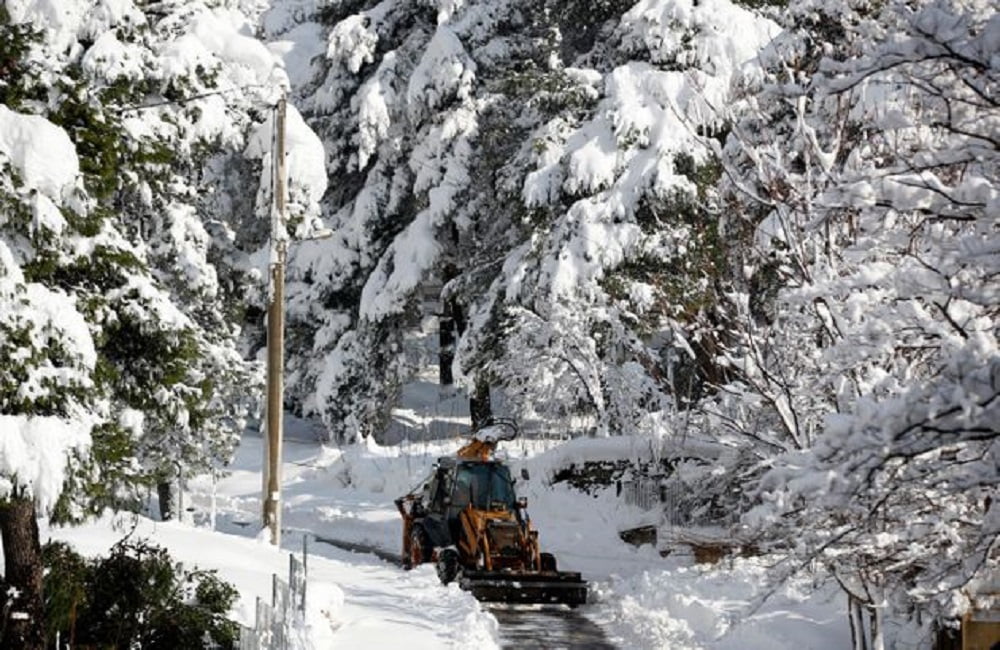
{"left": 488, "top": 605, "right": 616, "bottom": 649}
{"left": 190, "top": 429, "right": 619, "bottom": 648}
{"left": 38, "top": 426, "right": 847, "bottom": 649}
{"left": 309, "top": 529, "right": 617, "bottom": 649}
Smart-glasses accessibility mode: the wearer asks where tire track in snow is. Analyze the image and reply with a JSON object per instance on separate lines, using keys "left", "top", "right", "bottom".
{"left": 488, "top": 604, "right": 617, "bottom": 649}
{"left": 309, "top": 534, "right": 616, "bottom": 649}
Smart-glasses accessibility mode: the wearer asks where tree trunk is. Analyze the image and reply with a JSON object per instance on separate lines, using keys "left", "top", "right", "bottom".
{"left": 0, "top": 496, "right": 45, "bottom": 650}
{"left": 438, "top": 264, "right": 462, "bottom": 387}
{"left": 157, "top": 481, "right": 174, "bottom": 521}
{"left": 470, "top": 376, "right": 492, "bottom": 430}
{"left": 870, "top": 604, "right": 884, "bottom": 650}
{"left": 848, "top": 595, "right": 868, "bottom": 650}
{"left": 439, "top": 308, "right": 455, "bottom": 386}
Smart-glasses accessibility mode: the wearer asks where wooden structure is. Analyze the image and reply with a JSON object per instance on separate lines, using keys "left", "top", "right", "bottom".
{"left": 963, "top": 606, "right": 1000, "bottom": 650}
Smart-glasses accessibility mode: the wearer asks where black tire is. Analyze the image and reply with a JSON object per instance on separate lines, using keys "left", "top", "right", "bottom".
{"left": 436, "top": 548, "right": 460, "bottom": 585}
{"left": 540, "top": 552, "right": 557, "bottom": 572}
{"left": 407, "top": 526, "right": 431, "bottom": 570}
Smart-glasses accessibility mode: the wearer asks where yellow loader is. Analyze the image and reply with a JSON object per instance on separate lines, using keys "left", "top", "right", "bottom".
{"left": 395, "top": 420, "right": 587, "bottom": 606}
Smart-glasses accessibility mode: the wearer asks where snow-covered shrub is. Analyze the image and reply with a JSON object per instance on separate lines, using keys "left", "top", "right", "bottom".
{"left": 41, "top": 539, "right": 239, "bottom": 649}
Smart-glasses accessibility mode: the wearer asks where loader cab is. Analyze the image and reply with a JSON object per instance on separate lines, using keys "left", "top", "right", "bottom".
{"left": 423, "top": 457, "right": 456, "bottom": 514}
{"left": 428, "top": 457, "right": 518, "bottom": 513}
{"left": 446, "top": 461, "right": 518, "bottom": 537}
{"left": 419, "top": 457, "right": 524, "bottom": 547}
{"left": 451, "top": 461, "right": 517, "bottom": 512}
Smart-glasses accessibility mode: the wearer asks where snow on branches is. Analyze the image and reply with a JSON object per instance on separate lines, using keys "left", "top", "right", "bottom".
{"left": 723, "top": 0, "right": 998, "bottom": 642}
{"left": 0, "top": 107, "right": 95, "bottom": 513}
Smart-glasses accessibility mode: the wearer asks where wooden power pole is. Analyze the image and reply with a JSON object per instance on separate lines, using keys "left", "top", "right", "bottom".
{"left": 263, "top": 95, "right": 287, "bottom": 546}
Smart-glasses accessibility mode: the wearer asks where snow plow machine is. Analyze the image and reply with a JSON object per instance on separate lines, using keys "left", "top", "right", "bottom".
{"left": 395, "top": 420, "right": 588, "bottom": 606}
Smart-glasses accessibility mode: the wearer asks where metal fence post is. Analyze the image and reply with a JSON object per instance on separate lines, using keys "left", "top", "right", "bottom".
{"left": 239, "top": 548, "right": 310, "bottom": 650}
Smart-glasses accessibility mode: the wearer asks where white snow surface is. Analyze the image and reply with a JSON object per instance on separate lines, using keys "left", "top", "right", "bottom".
{"left": 0, "top": 106, "right": 80, "bottom": 200}
{"left": 40, "top": 510, "right": 499, "bottom": 649}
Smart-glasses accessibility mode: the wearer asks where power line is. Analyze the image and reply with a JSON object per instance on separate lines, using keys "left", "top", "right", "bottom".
{"left": 110, "top": 84, "right": 274, "bottom": 114}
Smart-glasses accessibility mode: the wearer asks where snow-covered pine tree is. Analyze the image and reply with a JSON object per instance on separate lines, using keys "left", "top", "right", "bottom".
{"left": 0, "top": 122, "right": 100, "bottom": 649}
{"left": 1, "top": 1, "right": 303, "bottom": 644}
{"left": 267, "top": 0, "right": 777, "bottom": 442}
{"left": 1, "top": 12, "right": 114, "bottom": 646}
{"left": 63, "top": 0, "right": 277, "bottom": 516}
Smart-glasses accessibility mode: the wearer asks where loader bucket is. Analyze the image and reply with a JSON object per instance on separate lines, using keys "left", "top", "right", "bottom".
{"left": 459, "top": 570, "right": 588, "bottom": 606}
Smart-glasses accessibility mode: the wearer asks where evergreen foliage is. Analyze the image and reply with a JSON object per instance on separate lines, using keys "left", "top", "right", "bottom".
{"left": 1, "top": 3, "right": 274, "bottom": 643}
{"left": 0, "top": 8, "right": 42, "bottom": 109}
{"left": 270, "top": 0, "right": 779, "bottom": 440}
{"left": 41, "top": 539, "right": 239, "bottom": 649}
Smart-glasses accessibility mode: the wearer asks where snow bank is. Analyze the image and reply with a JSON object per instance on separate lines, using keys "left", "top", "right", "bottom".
{"left": 518, "top": 431, "right": 728, "bottom": 484}
{"left": 320, "top": 436, "right": 458, "bottom": 497}
{"left": 41, "top": 513, "right": 499, "bottom": 650}
{"left": 296, "top": 582, "right": 345, "bottom": 649}
{"left": 594, "top": 558, "right": 848, "bottom": 649}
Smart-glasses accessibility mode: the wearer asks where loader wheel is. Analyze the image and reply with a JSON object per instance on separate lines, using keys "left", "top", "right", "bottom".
{"left": 540, "top": 552, "right": 557, "bottom": 572}
{"left": 408, "top": 526, "right": 431, "bottom": 569}
{"left": 436, "top": 548, "right": 460, "bottom": 585}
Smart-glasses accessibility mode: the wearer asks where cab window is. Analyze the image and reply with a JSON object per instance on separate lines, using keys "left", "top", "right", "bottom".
{"left": 456, "top": 463, "right": 516, "bottom": 510}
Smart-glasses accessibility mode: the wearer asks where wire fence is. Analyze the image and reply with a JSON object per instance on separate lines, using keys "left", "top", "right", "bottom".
{"left": 620, "top": 477, "right": 663, "bottom": 513}
{"left": 621, "top": 476, "right": 743, "bottom": 528}
{"left": 238, "top": 538, "right": 308, "bottom": 650}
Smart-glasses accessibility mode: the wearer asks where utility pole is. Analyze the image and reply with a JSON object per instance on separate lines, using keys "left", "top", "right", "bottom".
{"left": 263, "top": 95, "right": 287, "bottom": 547}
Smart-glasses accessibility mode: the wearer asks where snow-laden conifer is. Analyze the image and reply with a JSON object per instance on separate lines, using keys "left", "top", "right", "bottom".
{"left": 1, "top": 1, "right": 325, "bottom": 644}
{"left": 268, "top": 0, "right": 777, "bottom": 441}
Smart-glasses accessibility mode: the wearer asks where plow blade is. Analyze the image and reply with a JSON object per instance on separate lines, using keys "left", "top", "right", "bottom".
{"left": 459, "top": 570, "right": 588, "bottom": 606}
